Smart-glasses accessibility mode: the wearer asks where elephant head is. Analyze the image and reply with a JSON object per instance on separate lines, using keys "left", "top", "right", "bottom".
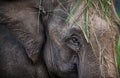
{"left": 43, "top": 0, "right": 119, "bottom": 78}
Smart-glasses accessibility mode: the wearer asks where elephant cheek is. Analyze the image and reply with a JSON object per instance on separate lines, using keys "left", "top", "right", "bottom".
{"left": 77, "top": 51, "right": 101, "bottom": 78}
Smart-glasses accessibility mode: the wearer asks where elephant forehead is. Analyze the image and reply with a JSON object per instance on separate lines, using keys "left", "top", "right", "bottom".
{"left": 89, "top": 14, "right": 110, "bottom": 36}
{"left": 88, "top": 12, "right": 118, "bottom": 77}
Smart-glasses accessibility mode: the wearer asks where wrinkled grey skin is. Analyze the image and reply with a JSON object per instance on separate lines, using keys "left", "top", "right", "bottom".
{"left": 42, "top": 0, "right": 118, "bottom": 78}
{"left": 42, "top": 1, "right": 99, "bottom": 78}
{"left": 0, "top": 0, "right": 49, "bottom": 78}
{"left": 0, "top": 0, "right": 119, "bottom": 78}
{"left": 43, "top": 6, "right": 100, "bottom": 78}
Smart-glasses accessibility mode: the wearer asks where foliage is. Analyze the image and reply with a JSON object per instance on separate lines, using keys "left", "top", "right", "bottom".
{"left": 65, "top": 0, "right": 120, "bottom": 73}
{"left": 115, "top": 0, "right": 120, "bottom": 72}
{"left": 117, "top": 36, "right": 120, "bottom": 70}
{"left": 66, "top": 0, "right": 112, "bottom": 43}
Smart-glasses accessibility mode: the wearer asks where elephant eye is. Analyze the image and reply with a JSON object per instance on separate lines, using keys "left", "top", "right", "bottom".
{"left": 66, "top": 36, "right": 81, "bottom": 47}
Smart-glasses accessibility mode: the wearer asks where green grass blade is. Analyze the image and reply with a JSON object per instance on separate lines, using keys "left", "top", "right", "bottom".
{"left": 117, "top": 36, "right": 120, "bottom": 69}
{"left": 85, "top": 9, "right": 89, "bottom": 42}
{"left": 66, "top": 0, "right": 81, "bottom": 22}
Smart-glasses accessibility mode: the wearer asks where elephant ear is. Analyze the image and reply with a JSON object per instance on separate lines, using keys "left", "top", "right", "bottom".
{"left": 23, "top": 33, "right": 44, "bottom": 64}
{"left": 0, "top": 15, "right": 45, "bottom": 64}
{"left": 19, "top": 21, "right": 45, "bottom": 64}
{"left": 0, "top": 0, "right": 44, "bottom": 64}
{"left": 6, "top": 24, "right": 45, "bottom": 64}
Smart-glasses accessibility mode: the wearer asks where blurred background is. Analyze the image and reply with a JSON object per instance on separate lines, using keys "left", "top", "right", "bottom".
{"left": 115, "top": 0, "right": 120, "bottom": 75}
{"left": 115, "top": 0, "right": 120, "bottom": 17}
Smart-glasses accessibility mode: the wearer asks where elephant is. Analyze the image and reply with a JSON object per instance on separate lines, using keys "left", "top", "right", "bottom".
{"left": 42, "top": 0, "right": 119, "bottom": 78}
{"left": 0, "top": 0, "right": 119, "bottom": 78}
{"left": 0, "top": 0, "right": 49, "bottom": 78}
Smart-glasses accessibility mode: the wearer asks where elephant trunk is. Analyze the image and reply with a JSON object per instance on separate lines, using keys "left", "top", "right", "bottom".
{"left": 77, "top": 52, "right": 101, "bottom": 78}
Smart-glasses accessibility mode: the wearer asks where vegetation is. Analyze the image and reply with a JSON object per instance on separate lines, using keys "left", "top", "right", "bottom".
{"left": 66, "top": 0, "right": 113, "bottom": 42}
{"left": 115, "top": 0, "right": 120, "bottom": 72}
{"left": 117, "top": 37, "right": 120, "bottom": 70}
{"left": 58, "top": 0, "right": 120, "bottom": 75}
{"left": 65, "top": 0, "right": 120, "bottom": 74}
